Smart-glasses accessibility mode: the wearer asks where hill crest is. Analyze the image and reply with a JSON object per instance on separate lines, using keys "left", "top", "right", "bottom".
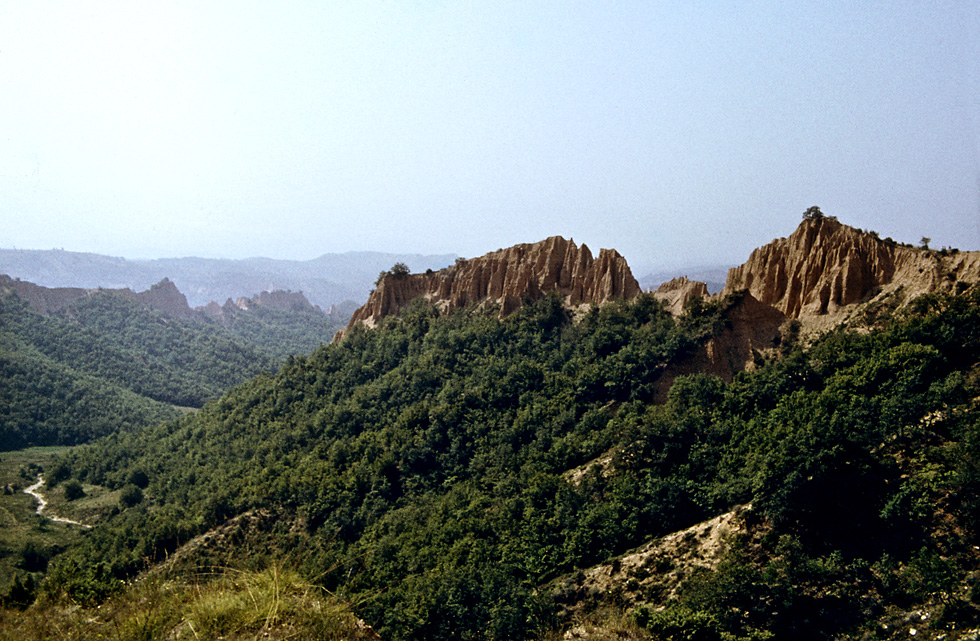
{"left": 721, "top": 216, "right": 980, "bottom": 325}
{"left": 340, "top": 236, "right": 641, "bottom": 336}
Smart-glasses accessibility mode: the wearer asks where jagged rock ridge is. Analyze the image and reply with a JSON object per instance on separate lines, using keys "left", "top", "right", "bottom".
{"left": 132, "top": 278, "right": 197, "bottom": 319}
{"left": 0, "top": 275, "right": 196, "bottom": 319}
{"left": 651, "top": 217, "right": 980, "bottom": 387}
{"left": 341, "top": 236, "right": 641, "bottom": 336}
{"left": 0, "top": 247, "right": 455, "bottom": 309}
{"left": 723, "top": 217, "right": 980, "bottom": 320}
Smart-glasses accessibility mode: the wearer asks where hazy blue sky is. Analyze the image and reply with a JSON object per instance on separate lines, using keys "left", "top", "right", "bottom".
{"left": 2, "top": 2, "right": 978, "bottom": 273}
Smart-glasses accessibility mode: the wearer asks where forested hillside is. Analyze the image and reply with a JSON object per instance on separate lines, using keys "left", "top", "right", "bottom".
{"left": 0, "top": 340, "right": 182, "bottom": 449}
{"left": 0, "top": 286, "right": 339, "bottom": 449}
{"left": 7, "top": 283, "right": 978, "bottom": 640}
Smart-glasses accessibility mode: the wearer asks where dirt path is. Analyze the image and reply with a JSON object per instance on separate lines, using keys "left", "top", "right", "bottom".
{"left": 24, "top": 474, "right": 92, "bottom": 529}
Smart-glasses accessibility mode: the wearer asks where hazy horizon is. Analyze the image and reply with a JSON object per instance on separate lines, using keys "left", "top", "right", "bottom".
{"left": 0, "top": 243, "right": 733, "bottom": 286}
{"left": 2, "top": 3, "right": 978, "bottom": 271}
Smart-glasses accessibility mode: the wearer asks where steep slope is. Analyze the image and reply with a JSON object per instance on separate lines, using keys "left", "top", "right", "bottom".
{"left": 342, "top": 236, "right": 640, "bottom": 335}
{"left": 11, "top": 224, "right": 980, "bottom": 641}
{"left": 3, "top": 274, "right": 341, "bottom": 365}
{"left": 655, "top": 217, "right": 980, "bottom": 383}
{"left": 0, "top": 335, "right": 182, "bottom": 449}
{"left": 723, "top": 216, "right": 980, "bottom": 321}
{"left": 37, "top": 282, "right": 980, "bottom": 641}
{"left": 39, "top": 291, "right": 728, "bottom": 640}
{"left": 653, "top": 291, "right": 787, "bottom": 400}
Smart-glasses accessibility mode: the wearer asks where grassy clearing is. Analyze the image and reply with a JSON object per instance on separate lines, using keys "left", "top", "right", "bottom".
{"left": 41, "top": 477, "right": 119, "bottom": 525}
{"left": 0, "top": 563, "right": 380, "bottom": 640}
{"left": 0, "top": 447, "right": 68, "bottom": 491}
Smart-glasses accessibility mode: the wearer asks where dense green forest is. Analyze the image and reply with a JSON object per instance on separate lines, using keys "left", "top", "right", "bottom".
{"left": 9, "top": 286, "right": 979, "bottom": 640}
{"left": 0, "top": 340, "right": 182, "bottom": 449}
{"left": 0, "top": 289, "right": 340, "bottom": 450}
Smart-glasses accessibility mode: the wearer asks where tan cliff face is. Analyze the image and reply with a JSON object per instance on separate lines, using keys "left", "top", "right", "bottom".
{"left": 652, "top": 276, "right": 710, "bottom": 316}
{"left": 340, "top": 236, "right": 641, "bottom": 336}
{"left": 652, "top": 291, "right": 787, "bottom": 401}
{"left": 655, "top": 217, "right": 980, "bottom": 387}
{"left": 723, "top": 217, "right": 980, "bottom": 322}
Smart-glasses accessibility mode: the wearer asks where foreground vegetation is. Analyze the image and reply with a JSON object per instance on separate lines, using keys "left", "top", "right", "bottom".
{"left": 3, "top": 285, "right": 980, "bottom": 639}
{"left": 0, "top": 564, "right": 380, "bottom": 640}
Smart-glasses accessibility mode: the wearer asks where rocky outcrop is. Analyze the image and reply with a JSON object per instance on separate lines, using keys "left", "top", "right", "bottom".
{"left": 199, "top": 289, "right": 324, "bottom": 324}
{"left": 553, "top": 506, "right": 754, "bottom": 625}
{"left": 653, "top": 276, "right": 710, "bottom": 316}
{"left": 246, "top": 290, "right": 319, "bottom": 313}
{"left": 648, "top": 217, "right": 980, "bottom": 393}
{"left": 700, "top": 292, "right": 787, "bottom": 375}
{"left": 132, "top": 278, "right": 196, "bottom": 319}
{"left": 341, "top": 236, "right": 641, "bottom": 335}
{"left": 200, "top": 300, "right": 227, "bottom": 320}
{"left": 723, "top": 217, "right": 980, "bottom": 320}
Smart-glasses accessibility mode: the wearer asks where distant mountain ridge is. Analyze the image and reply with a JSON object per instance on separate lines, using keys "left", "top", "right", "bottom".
{"left": 0, "top": 271, "right": 353, "bottom": 448}
{"left": 0, "top": 248, "right": 456, "bottom": 310}
{"left": 0, "top": 273, "right": 342, "bottom": 322}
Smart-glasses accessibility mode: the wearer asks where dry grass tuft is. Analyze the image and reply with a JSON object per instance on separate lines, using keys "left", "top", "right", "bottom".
{"left": 0, "top": 563, "right": 379, "bottom": 641}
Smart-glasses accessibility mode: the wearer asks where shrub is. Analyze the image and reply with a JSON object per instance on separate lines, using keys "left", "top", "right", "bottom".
{"left": 20, "top": 541, "right": 50, "bottom": 572}
{"left": 633, "top": 604, "right": 723, "bottom": 640}
{"left": 63, "top": 479, "right": 85, "bottom": 501}
{"left": 127, "top": 468, "right": 149, "bottom": 489}
{"left": 2, "top": 573, "right": 36, "bottom": 607}
{"left": 47, "top": 460, "right": 71, "bottom": 486}
{"left": 119, "top": 484, "right": 143, "bottom": 508}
